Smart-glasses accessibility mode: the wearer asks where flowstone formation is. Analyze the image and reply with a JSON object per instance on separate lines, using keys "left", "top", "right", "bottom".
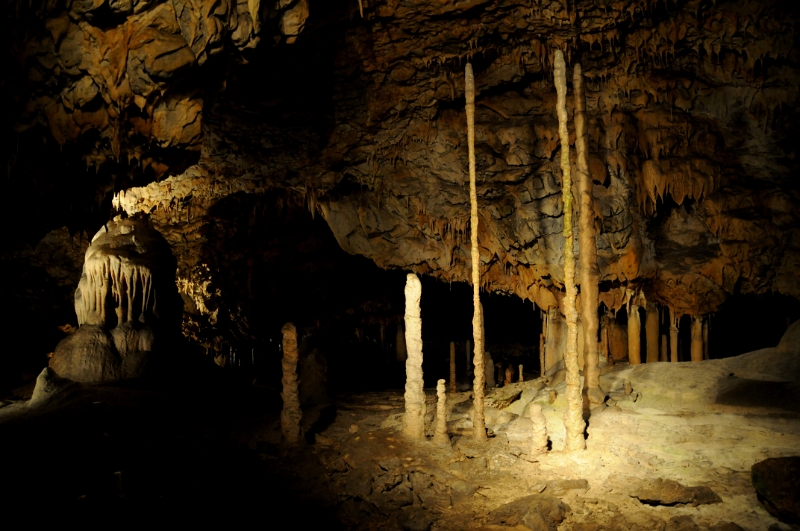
{"left": 49, "top": 215, "right": 181, "bottom": 382}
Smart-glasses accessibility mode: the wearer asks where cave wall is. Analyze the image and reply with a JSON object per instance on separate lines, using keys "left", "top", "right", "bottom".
{"left": 3, "top": 0, "right": 800, "bottom": 353}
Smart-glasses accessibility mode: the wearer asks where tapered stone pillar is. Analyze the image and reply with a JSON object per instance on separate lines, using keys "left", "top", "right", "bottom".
{"left": 281, "top": 322, "right": 302, "bottom": 444}
{"left": 628, "top": 304, "right": 641, "bottom": 365}
{"left": 691, "top": 315, "right": 704, "bottom": 363}
{"left": 529, "top": 403, "right": 548, "bottom": 455}
{"left": 433, "top": 380, "right": 450, "bottom": 445}
{"left": 669, "top": 307, "right": 679, "bottom": 363}
{"left": 403, "top": 273, "right": 426, "bottom": 440}
{"left": 646, "top": 303, "right": 660, "bottom": 363}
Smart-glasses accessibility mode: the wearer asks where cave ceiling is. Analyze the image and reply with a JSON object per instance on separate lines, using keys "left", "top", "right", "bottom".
{"left": 3, "top": 0, "right": 800, "bottom": 332}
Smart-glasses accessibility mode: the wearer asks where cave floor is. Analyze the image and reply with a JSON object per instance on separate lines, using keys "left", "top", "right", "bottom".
{"left": 1, "top": 345, "right": 798, "bottom": 530}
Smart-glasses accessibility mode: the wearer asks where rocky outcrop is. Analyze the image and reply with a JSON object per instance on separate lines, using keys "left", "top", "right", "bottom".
{"left": 5, "top": 0, "right": 799, "bottom": 351}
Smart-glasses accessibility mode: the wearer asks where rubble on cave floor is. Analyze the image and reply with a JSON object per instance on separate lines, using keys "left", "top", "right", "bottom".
{"left": 1, "top": 328, "right": 799, "bottom": 529}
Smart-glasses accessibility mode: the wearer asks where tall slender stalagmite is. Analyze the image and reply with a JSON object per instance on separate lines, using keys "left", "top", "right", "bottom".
{"left": 691, "top": 315, "right": 704, "bottom": 363}
{"left": 433, "top": 379, "right": 450, "bottom": 445}
{"left": 465, "top": 63, "right": 487, "bottom": 441}
{"left": 628, "top": 303, "right": 642, "bottom": 364}
{"left": 554, "top": 50, "right": 585, "bottom": 452}
{"left": 403, "top": 273, "right": 426, "bottom": 440}
{"left": 540, "top": 310, "right": 548, "bottom": 378}
{"left": 281, "top": 322, "right": 302, "bottom": 444}
{"left": 669, "top": 307, "right": 679, "bottom": 362}
{"left": 646, "top": 303, "right": 660, "bottom": 363}
{"left": 573, "top": 63, "right": 603, "bottom": 406}
{"left": 449, "top": 341, "right": 457, "bottom": 393}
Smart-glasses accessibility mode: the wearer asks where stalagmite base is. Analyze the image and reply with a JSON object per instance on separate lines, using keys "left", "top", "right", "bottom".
{"left": 628, "top": 304, "right": 642, "bottom": 365}
{"left": 554, "top": 50, "right": 585, "bottom": 452}
{"left": 466, "top": 63, "right": 487, "bottom": 441}
{"left": 281, "top": 322, "right": 302, "bottom": 444}
{"left": 403, "top": 273, "right": 426, "bottom": 440}
{"left": 529, "top": 403, "right": 549, "bottom": 455}
{"left": 449, "top": 341, "right": 457, "bottom": 393}
{"left": 574, "top": 62, "right": 604, "bottom": 406}
{"left": 646, "top": 303, "right": 660, "bottom": 363}
{"left": 691, "top": 316, "right": 704, "bottom": 363}
{"left": 433, "top": 379, "right": 450, "bottom": 445}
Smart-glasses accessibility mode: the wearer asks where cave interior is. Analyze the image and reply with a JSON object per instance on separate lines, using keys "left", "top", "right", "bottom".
{"left": 1, "top": 0, "right": 800, "bottom": 529}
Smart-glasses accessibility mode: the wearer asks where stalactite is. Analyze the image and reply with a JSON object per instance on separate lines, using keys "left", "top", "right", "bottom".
{"left": 529, "top": 403, "right": 548, "bottom": 455}
{"left": 554, "top": 50, "right": 585, "bottom": 452}
{"left": 670, "top": 307, "right": 679, "bottom": 363}
{"left": 433, "top": 379, "right": 450, "bottom": 445}
{"left": 403, "top": 273, "right": 426, "bottom": 440}
{"left": 281, "top": 322, "right": 302, "bottom": 444}
{"left": 449, "top": 341, "right": 457, "bottom": 394}
{"left": 628, "top": 303, "right": 642, "bottom": 364}
{"left": 574, "top": 62, "right": 604, "bottom": 406}
{"left": 646, "top": 302, "right": 660, "bottom": 363}
{"left": 466, "top": 63, "right": 486, "bottom": 441}
{"left": 691, "top": 315, "right": 704, "bottom": 362}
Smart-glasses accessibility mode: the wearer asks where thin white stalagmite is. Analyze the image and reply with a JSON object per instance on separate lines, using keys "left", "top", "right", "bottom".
{"left": 449, "top": 341, "right": 457, "bottom": 393}
{"left": 281, "top": 322, "right": 302, "bottom": 444}
{"left": 403, "top": 273, "right": 426, "bottom": 440}
{"left": 574, "top": 62, "right": 604, "bottom": 406}
{"left": 554, "top": 50, "right": 585, "bottom": 452}
{"left": 669, "top": 307, "right": 679, "bottom": 362}
{"left": 466, "top": 63, "right": 487, "bottom": 441}
{"left": 433, "top": 379, "right": 450, "bottom": 445}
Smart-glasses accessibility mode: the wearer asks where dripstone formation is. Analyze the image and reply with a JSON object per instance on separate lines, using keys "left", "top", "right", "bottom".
{"left": 50, "top": 215, "right": 181, "bottom": 382}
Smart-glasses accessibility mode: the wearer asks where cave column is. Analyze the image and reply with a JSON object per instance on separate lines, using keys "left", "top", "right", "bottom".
{"left": 669, "top": 307, "right": 679, "bottom": 362}
{"left": 645, "top": 302, "right": 660, "bottom": 363}
{"left": 554, "top": 50, "right": 585, "bottom": 452}
{"left": 433, "top": 379, "right": 450, "bottom": 445}
{"left": 574, "top": 62, "right": 604, "bottom": 405}
{"left": 540, "top": 310, "right": 548, "bottom": 378}
{"left": 690, "top": 315, "right": 704, "bottom": 363}
{"left": 465, "top": 63, "right": 487, "bottom": 440}
{"left": 281, "top": 322, "right": 302, "bottom": 444}
{"left": 628, "top": 303, "right": 642, "bottom": 365}
{"left": 449, "top": 341, "right": 457, "bottom": 393}
{"left": 403, "top": 273, "right": 426, "bottom": 440}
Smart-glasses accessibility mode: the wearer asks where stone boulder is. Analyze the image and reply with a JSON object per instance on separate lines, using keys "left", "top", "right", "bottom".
{"left": 752, "top": 456, "right": 800, "bottom": 525}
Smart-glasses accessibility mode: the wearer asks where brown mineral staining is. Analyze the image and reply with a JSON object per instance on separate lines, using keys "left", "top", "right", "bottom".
{"left": 281, "top": 322, "right": 302, "bottom": 444}
{"left": 403, "top": 274, "right": 426, "bottom": 441}
{"left": 554, "top": 50, "right": 585, "bottom": 453}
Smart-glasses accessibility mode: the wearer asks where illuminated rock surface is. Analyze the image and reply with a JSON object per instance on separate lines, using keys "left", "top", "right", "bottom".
{"left": 49, "top": 215, "right": 180, "bottom": 382}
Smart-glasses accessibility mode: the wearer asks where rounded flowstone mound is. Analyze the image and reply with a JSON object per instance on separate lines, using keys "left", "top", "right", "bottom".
{"left": 49, "top": 215, "right": 181, "bottom": 382}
